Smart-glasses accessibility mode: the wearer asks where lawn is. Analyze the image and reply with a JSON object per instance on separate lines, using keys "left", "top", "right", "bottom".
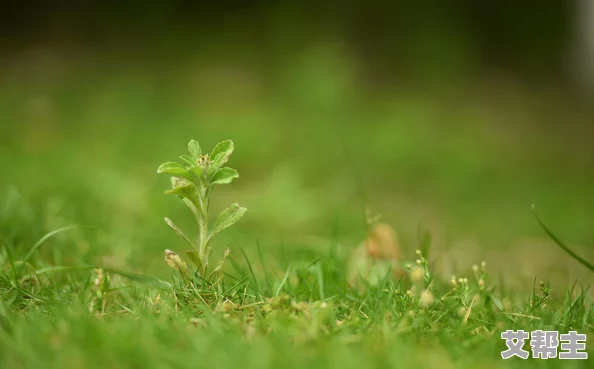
{"left": 0, "top": 55, "right": 593, "bottom": 368}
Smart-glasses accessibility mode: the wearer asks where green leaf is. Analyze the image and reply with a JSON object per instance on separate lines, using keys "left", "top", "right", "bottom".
{"left": 210, "top": 203, "right": 247, "bottom": 238}
{"left": 185, "top": 250, "right": 202, "bottom": 270}
{"left": 164, "top": 217, "right": 195, "bottom": 248}
{"left": 210, "top": 167, "right": 239, "bottom": 185}
{"left": 188, "top": 140, "right": 201, "bottom": 160}
{"left": 210, "top": 140, "right": 234, "bottom": 167}
{"left": 206, "top": 165, "right": 218, "bottom": 179}
{"left": 488, "top": 293, "right": 505, "bottom": 311}
{"left": 211, "top": 152, "right": 227, "bottom": 169}
{"left": 157, "top": 162, "right": 191, "bottom": 180}
{"left": 180, "top": 155, "right": 195, "bottom": 166}
{"left": 164, "top": 181, "right": 199, "bottom": 205}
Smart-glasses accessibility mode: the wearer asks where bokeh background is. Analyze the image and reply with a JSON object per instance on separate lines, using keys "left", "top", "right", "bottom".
{"left": 1, "top": 1, "right": 593, "bottom": 289}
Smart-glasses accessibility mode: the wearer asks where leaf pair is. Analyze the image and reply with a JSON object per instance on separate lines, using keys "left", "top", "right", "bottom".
{"left": 208, "top": 140, "right": 238, "bottom": 184}
{"left": 187, "top": 139, "right": 233, "bottom": 164}
{"left": 210, "top": 140, "right": 234, "bottom": 168}
{"left": 157, "top": 139, "right": 239, "bottom": 187}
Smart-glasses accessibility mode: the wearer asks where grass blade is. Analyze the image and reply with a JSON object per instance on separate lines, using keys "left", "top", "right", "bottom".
{"left": 27, "top": 265, "right": 169, "bottom": 288}
{"left": 240, "top": 248, "right": 259, "bottom": 294}
{"left": 22, "top": 225, "right": 97, "bottom": 264}
{"left": 532, "top": 205, "right": 594, "bottom": 272}
{"left": 275, "top": 264, "right": 292, "bottom": 297}
{"left": 257, "top": 241, "right": 272, "bottom": 295}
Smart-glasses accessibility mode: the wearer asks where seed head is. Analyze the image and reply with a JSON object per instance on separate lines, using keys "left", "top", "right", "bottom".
{"left": 409, "top": 266, "right": 424, "bottom": 284}
{"left": 450, "top": 275, "right": 457, "bottom": 287}
{"left": 419, "top": 289, "right": 434, "bottom": 307}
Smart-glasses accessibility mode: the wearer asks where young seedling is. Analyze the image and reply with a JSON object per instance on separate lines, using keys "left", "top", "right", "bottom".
{"left": 157, "top": 140, "right": 247, "bottom": 279}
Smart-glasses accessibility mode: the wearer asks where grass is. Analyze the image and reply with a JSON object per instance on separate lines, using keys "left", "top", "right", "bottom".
{"left": 1, "top": 55, "right": 594, "bottom": 368}
{"left": 0, "top": 205, "right": 592, "bottom": 368}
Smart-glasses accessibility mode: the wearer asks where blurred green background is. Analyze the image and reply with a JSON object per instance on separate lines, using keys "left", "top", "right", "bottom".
{"left": 1, "top": 1, "right": 593, "bottom": 289}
